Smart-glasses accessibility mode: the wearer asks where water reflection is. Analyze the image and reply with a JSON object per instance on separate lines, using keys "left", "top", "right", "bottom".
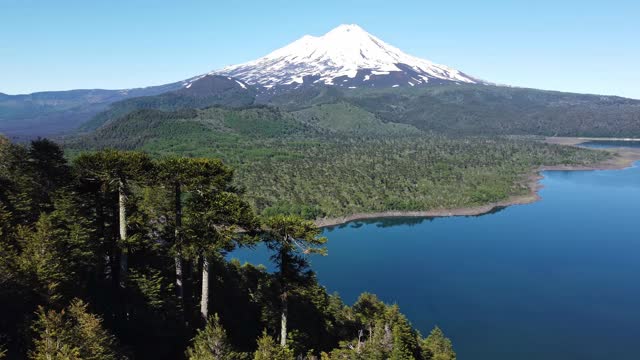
{"left": 325, "top": 206, "right": 507, "bottom": 230}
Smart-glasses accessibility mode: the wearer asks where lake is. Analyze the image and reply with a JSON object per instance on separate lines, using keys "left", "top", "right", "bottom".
{"left": 232, "top": 158, "right": 640, "bottom": 359}
{"left": 580, "top": 140, "right": 640, "bottom": 149}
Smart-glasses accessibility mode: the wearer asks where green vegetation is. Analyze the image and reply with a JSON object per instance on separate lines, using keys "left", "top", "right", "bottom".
{"left": 66, "top": 104, "right": 609, "bottom": 219}
{"left": 292, "top": 102, "right": 421, "bottom": 136}
{"left": 30, "top": 299, "right": 123, "bottom": 360}
{"left": 235, "top": 136, "right": 606, "bottom": 217}
{"left": 303, "top": 85, "right": 640, "bottom": 137}
{"left": 0, "top": 137, "right": 455, "bottom": 359}
{"left": 0, "top": 83, "right": 182, "bottom": 137}
{"left": 80, "top": 76, "right": 257, "bottom": 132}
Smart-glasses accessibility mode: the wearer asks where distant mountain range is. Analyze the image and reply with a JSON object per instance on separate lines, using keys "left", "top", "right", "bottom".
{"left": 0, "top": 83, "right": 183, "bottom": 138}
{"left": 1, "top": 24, "right": 639, "bottom": 138}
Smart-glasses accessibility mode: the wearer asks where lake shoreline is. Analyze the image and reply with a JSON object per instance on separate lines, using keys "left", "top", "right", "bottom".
{"left": 314, "top": 140, "right": 640, "bottom": 228}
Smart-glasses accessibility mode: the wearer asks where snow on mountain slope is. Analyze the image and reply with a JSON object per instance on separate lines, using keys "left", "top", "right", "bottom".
{"left": 203, "top": 24, "right": 481, "bottom": 89}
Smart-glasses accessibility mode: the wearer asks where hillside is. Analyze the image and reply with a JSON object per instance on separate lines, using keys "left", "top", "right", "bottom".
{"left": 73, "top": 78, "right": 640, "bottom": 139}
{"left": 79, "top": 75, "right": 257, "bottom": 132}
{"left": 0, "top": 82, "right": 182, "bottom": 138}
{"left": 66, "top": 105, "right": 609, "bottom": 218}
{"left": 263, "top": 84, "right": 640, "bottom": 137}
{"left": 1, "top": 137, "right": 459, "bottom": 360}
{"left": 348, "top": 85, "right": 640, "bottom": 137}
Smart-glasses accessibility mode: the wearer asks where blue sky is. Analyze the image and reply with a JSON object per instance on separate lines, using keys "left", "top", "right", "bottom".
{"left": 1, "top": 0, "right": 639, "bottom": 98}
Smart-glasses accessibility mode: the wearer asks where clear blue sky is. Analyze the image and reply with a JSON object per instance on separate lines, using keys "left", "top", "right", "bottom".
{"left": 2, "top": 0, "right": 639, "bottom": 98}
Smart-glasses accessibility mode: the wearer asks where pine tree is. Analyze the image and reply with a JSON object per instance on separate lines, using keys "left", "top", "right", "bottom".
{"left": 156, "top": 157, "right": 235, "bottom": 318}
{"left": 30, "top": 299, "right": 122, "bottom": 360}
{"left": 262, "top": 215, "right": 326, "bottom": 347}
{"left": 0, "top": 138, "right": 42, "bottom": 224}
{"left": 73, "top": 150, "right": 154, "bottom": 308}
{"left": 16, "top": 214, "right": 71, "bottom": 305}
{"left": 185, "top": 190, "right": 258, "bottom": 321}
{"left": 253, "top": 331, "right": 294, "bottom": 360}
{"left": 186, "top": 314, "right": 244, "bottom": 360}
{"left": 15, "top": 195, "right": 95, "bottom": 306}
{"left": 421, "top": 327, "right": 456, "bottom": 360}
{"left": 26, "top": 139, "right": 71, "bottom": 211}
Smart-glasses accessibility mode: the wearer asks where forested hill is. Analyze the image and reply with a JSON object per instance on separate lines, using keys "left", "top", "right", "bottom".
{"left": 4, "top": 72, "right": 639, "bottom": 139}
{"left": 0, "top": 82, "right": 183, "bottom": 138}
{"left": 269, "top": 84, "right": 640, "bottom": 137}
{"left": 66, "top": 104, "right": 609, "bottom": 219}
{"left": 0, "top": 137, "right": 457, "bottom": 360}
{"left": 82, "top": 79, "right": 640, "bottom": 138}
{"left": 79, "top": 75, "right": 257, "bottom": 132}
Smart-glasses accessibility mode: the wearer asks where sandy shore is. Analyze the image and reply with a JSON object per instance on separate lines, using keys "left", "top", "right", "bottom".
{"left": 314, "top": 138, "right": 640, "bottom": 228}
{"left": 545, "top": 136, "right": 640, "bottom": 146}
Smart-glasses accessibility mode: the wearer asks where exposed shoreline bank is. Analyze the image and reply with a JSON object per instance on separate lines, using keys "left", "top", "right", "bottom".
{"left": 314, "top": 138, "right": 640, "bottom": 228}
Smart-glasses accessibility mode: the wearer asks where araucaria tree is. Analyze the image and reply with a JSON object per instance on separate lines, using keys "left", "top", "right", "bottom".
{"left": 73, "top": 150, "right": 154, "bottom": 306}
{"left": 0, "top": 135, "right": 458, "bottom": 359}
{"left": 156, "top": 157, "right": 236, "bottom": 315}
{"left": 262, "top": 215, "right": 327, "bottom": 347}
{"left": 182, "top": 159, "right": 258, "bottom": 321}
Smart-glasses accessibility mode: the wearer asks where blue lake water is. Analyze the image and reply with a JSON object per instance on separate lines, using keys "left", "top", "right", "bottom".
{"left": 580, "top": 140, "right": 640, "bottom": 149}
{"left": 232, "top": 160, "right": 640, "bottom": 360}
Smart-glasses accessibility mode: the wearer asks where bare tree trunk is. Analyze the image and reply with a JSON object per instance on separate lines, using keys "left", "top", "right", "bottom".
{"left": 200, "top": 256, "right": 209, "bottom": 321}
{"left": 280, "top": 291, "right": 288, "bottom": 347}
{"left": 175, "top": 255, "right": 184, "bottom": 301}
{"left": 280, "top": 245, "right": 288, "bottom": 347}
{"left": 118, "top": 179, "right": 128, "bottom": 289}
{"left": 174, "top": 182, "right": 184, "bottom": 303}
{"left": 111, "top": 202, "right": 120, "bottom": 293}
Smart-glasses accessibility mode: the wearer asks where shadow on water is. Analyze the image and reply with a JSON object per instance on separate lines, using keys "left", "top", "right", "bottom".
{"left": 325, "top": 205, "right": 507, "bottom": 231}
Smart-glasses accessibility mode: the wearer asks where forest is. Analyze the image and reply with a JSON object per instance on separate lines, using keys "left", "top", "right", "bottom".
{"left": 0, "top": 136, "right": 456, "bottom": 360}
{"left": 66, "top": 105, "right": 609, "bottom": 218}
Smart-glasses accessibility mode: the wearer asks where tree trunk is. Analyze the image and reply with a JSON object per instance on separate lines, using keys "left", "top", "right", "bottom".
{"left": 118, "top": 179, "right": 128, "bottom": 289}
{"left": 174, "top": 182, "right": 184, "bottom": 303}
{"left": 111, "top": 201, "right": 120, "bottom": 293}
{"left": 200, "top": 256, "right": 209, "bottom": 321}
{"left": 175, "top": 255, "right": 184, "bottom": 302}
{"left": 280, "top": 245, "right": 288, "bottom": 347}
{"left": 95, "top": 190, "right": 106, "bottom": 282}
{"left": 280, "top": 291, "right": 288, "bottom": 347}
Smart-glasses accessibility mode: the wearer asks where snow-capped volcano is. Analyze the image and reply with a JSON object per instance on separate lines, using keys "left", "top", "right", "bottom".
{"left": 206, "top": 24, "right": 481, "bottom": 89}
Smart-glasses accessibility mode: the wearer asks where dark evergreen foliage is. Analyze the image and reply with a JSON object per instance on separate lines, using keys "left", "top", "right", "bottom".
{"left": 0, "top": 137, "right": 457, "bottom": 360}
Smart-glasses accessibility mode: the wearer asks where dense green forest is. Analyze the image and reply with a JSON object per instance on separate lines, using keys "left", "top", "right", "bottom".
{"left": 81, "top": 81, "right": 640, "bottom": 139}
{"left": 67, "top": 105, "right": 609, "bottom": 218}
{"left": 0, "top": 136, "right": 457, "bottom": 360}
{"left": 3, "top": 75, "right": 640, "bottom": 139}
{"left": 337, "top": 85, "right": 640, "bottom": 137}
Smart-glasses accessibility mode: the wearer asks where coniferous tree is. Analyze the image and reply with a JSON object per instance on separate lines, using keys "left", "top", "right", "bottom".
{"left": 26, "top": 139, "right": 71, "bottom": 211}
{"left": 30, "top": 299, "right": 122, "bottom": 360}
{"left": 262, "top": 215, "right": 327, "bottom": 347}
{"left": 0, "top": 136, "right": 460, "bottom": 360}
{"left": 185, "top": 190, "right": 258, "bottom": 321}
{"left": 74, "top": 150, "right": 154, "bottom": 296}
{"left": 186, "top": 314, "right": 245, "bottom": 360}
{"left": 421, "top": 327, "right": 456, "bottom": 360}
{"left": 253, "top": 331, "right": 294, "bottom": 360}
{"left": 156, "top": 157, "right": 237, "bottom": 317}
